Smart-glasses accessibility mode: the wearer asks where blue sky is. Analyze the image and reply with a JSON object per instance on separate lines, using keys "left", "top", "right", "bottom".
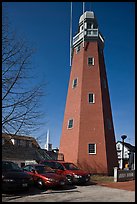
{"left": 3, "top": 2, "right": 135, "bottom": 148}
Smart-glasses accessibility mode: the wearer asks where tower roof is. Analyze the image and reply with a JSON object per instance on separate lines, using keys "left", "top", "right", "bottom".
{"left": 79, "top": 11, "right": 96, "bottom": 24}
{"left": 73, "top": 10, "right": 103, "bottom": 48}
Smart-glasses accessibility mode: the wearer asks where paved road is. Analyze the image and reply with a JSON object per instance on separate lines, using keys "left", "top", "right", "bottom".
{"left": 2, "top": 184, "right": 135, "bottom": 202}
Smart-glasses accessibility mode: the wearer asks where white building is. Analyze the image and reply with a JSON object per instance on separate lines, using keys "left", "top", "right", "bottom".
{"left": 116, "top": 141, "right": 135, "bottom": 170}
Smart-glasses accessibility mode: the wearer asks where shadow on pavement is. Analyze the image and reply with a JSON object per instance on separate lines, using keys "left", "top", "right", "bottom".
{"left": 2, "top": 184, "right": 78, "bottom": 198}
{"left": 76, "top": 181, "right": 98, "bottom": 186}
{"left": 2, "top": 180, "right": 98, "bottom": 201}
{"left": 2, "top": 182, "right": 99, "bottom": 202}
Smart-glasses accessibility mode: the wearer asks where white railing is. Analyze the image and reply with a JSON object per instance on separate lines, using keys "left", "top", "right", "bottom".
{"left": 73, "top": 30, "right": 84, "bottom": 44}
{"left": 87, "top": 29, "right": 98, "bottom": 37}
{"left": 73, "top": 29, "right": 104, "bottom": 46}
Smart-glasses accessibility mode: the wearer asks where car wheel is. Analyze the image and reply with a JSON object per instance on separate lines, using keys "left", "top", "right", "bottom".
{"left": 66, "top": 175, "right": 73, "bottom": 184}
{"left": 37, "top": 179, "right": 45, "bottom": 190}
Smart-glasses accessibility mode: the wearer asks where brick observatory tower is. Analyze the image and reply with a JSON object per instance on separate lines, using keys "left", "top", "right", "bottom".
{"left": 59, "top": 11, "right": 118, "bottom": 175}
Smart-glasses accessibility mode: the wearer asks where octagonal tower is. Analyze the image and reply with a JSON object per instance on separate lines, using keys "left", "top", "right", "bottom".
{"left": 59, "top": 11, "right": 118, "bottom": 175}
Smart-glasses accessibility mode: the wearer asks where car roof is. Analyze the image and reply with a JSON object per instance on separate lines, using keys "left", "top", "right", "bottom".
{"left": 25, "top": 164, "right": 45, "bottom": 167}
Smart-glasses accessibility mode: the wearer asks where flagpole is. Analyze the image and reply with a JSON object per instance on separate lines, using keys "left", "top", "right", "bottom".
{"left": 70, "top": 2, "right": 72, "bottom": 67}
{"left": 83, "top": 2, "right": 85, "bottom": 48}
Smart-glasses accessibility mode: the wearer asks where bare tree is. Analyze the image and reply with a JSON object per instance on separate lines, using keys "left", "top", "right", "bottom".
{"left": 2, "top": 9, "right": 47, "bottom": 136}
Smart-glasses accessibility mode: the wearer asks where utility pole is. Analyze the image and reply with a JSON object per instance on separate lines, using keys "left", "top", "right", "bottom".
{"left": 121, "top": 135, "right": 127, "bottom": 169}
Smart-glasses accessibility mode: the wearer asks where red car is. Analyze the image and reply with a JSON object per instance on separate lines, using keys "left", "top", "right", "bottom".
{"left": 39, "top": 160, "right": 91, "bottom": 184}
{"left": 22, "top": 164, "right": 67, "bottom": 189}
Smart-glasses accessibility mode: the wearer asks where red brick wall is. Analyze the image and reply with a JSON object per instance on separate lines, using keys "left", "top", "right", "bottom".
{"left": 59, "top": 42, "right": 84, "bottom": 164}
{"left": 59, "top": 41, "right": 118, "bottom": 175}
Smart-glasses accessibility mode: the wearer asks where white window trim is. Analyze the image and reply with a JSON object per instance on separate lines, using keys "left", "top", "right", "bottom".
{"left": 88, "top": 144, "right": 96, "bottom": 155}
{"left": 88, "top": 93, "right": 95, "bottom": 104}
{"left": 72, "top": 77, "right": 78, "bottom": 89}
{"left": 67, "top": 118, "right": 74, "bottom": 129}
{"left": 88, "top": 57, "right": 95, "bottom": 66}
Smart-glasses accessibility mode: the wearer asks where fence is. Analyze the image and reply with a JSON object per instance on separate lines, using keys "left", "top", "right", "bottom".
{"left": 114, "top": 167, "right": 135, "bottom": 182}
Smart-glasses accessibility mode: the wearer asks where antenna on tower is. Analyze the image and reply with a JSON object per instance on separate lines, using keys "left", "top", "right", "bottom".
{"left": 83, "top": 2, "right": 85, "bottom": 48}
{"left": 70, "top": 2, "right": 73, "bottom": 67}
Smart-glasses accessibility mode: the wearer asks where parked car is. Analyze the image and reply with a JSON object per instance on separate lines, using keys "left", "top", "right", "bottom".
{"left": 2, "top": 161, "right": 32, "bottom": 192}
{"left": 39, "top": 160, "right": 91, "bottom": 184}
{"left": 22, "top": 164, "right": 67, "bottom": 189}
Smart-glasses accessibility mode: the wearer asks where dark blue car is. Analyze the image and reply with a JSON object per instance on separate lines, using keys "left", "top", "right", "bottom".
{"left": 2, "top": 161, "right": 32, "bottom": 192}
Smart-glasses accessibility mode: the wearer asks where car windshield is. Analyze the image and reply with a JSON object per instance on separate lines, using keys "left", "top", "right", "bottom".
{"left": 63, "top": 163, "right": 79, "bottom": 170}
{"left": 35, "top": 166, "right": 55, "bottom": 174}
{"left": 2, "top": 161, "right": 22, "bottom": 172}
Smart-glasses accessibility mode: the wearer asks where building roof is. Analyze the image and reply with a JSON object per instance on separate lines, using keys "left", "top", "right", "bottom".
{"left": 79, "top": 11, "right": 95, "bottom": 24}
{"left": 116, "top": 141, "right": 135, "bottom": 152}
{"left": 2, "top": 133, "right": 57, "bottom": 162}
{"left": 2, "top": 144, "right": 52, "bottom": 162}
{"left": 2, "top": 133, "right": 40, "bottom": 148}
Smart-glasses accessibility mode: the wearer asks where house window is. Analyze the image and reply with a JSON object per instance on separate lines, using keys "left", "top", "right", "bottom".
{"left": 88, "top": 144, "right": 96, "bottom": 154}
{"left": 117, "top": 152, "right": 121, "bottom": 158}
{"left": 88, "top": 57, "right": 94, "bottom": 66}
{"left": 26, "top": 140, "right": 32, "bottom": 147}
{"left": 15, "top": 139, "right": 21, "bottom": 146}
{"left": 20, "top": 140, "right": 26, "bottom": 146}
{"left": 117, "top": 144, "right": 121, "bottom": 150}
{"left": 87, "top": 23, "right": 91, "bottom": 29}
{"left": 72, "top": 78, "right": 78, "bottom": 88}
{"left": 88, "top": 93, "right": 95, "bottom": 104}
{"left": 76, "top": 44, "right": 80, "bottom": 54}
{"left": 125, "top": 153, "right": 128, "bottom": 158}
{"left": 68, "top": 119, "right": 73, "bottom": 129}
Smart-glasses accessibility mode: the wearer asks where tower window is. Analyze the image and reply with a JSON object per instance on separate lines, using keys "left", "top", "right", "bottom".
{"left": 87, "top": 23, "right": 92, "bottom": 29}
{"left": 88, "top": 57, "right": 94, "bottom": 66}
{"left": 88, "top": 93, "right": 95, "bottom": 104}
{"left": 76, "top": 45, "right": 80, "bottom": 54}
{"left": 72, "top": 78, "right": 78, "bottom": 88}
{"left": 67, "top": 119, "right": 74, "bottom": 129}
{"left": 88, "top": 144, "right": 96, "bottom": 154}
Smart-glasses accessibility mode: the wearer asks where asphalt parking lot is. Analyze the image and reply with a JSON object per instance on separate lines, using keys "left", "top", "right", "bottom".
{"left": 2, "top": 183, "right": 135, "bottom": 202}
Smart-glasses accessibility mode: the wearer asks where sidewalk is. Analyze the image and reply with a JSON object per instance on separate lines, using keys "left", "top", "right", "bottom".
{"left": 96, "top": 180, "right": 135, "bottom": 191}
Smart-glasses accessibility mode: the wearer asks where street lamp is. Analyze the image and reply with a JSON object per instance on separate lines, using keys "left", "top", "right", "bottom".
{"left": 121, "top": 135, "right": 127, "bottom": 169}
